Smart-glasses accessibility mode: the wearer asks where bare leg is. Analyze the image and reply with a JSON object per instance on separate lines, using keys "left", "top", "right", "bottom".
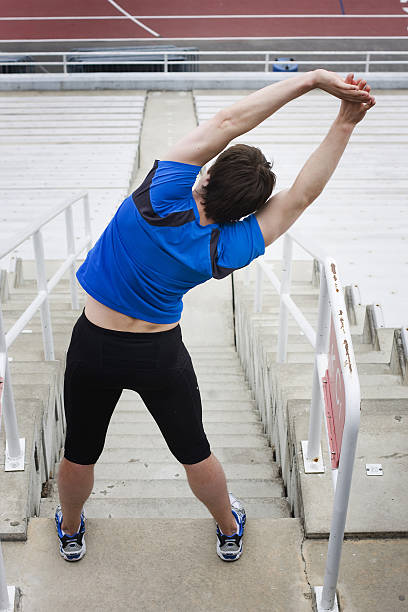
{"left": 58, "top": 457, "right": 95, "bottom": 535}
{"left": 183, "top": 452, "right": 237, "bottom": 535}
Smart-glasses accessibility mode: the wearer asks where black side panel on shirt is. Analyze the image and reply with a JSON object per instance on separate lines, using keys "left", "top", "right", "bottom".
{"left": 210, "top": 228, "right": 237, "bottom": 280}
{"left": 132, "top": 160, "right": 195, "bottom": 227}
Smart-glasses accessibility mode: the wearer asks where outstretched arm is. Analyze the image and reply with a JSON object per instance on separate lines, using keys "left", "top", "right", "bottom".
{"left": 255, "top": 75, "right": 376, "bottom": 247}
{"left": 164, "top": 70, "right": 374, "bottom": 167}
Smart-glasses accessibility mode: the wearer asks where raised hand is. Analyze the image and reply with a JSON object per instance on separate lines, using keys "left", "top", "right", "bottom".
{"left": 337, "top": 73, "right": 376, "bottom": 125}
{"left": 315, "top": 69, "right": 375, "bottom": 104}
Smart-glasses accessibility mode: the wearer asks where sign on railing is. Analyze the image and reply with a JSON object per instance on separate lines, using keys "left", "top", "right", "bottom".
{"left": 322, "top": 318, "right": 346, "bottom": 469}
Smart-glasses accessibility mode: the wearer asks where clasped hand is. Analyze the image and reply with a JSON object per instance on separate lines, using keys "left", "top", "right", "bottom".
{"left": 315, "top": 68, "right": 376, "bottom": 125}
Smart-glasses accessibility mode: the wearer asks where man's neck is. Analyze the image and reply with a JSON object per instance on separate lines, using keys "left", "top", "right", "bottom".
{"left": 192, "top": 190, "right": 215, "bottom": 226}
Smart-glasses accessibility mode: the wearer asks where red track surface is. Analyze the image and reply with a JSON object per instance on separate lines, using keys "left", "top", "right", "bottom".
{"left": 0, "top": 0, "right": 406, "bottom": 39}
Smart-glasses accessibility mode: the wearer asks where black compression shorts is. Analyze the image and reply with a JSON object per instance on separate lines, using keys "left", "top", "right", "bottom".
{"left": 63, "top": 311, "right": 211, "bottom": 465}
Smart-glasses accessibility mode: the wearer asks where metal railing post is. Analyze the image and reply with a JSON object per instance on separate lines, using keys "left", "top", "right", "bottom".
{"left": 0, "top": 541, "right": 10, "bottom": 611}
{"left": 254, "top": 263, "right": 263, "bottom": 313}
{"left": 62, "top": 53, "right": 67, "bottom": 74}
{"left": 83, "top": 193, "right": 92, "bottom": 250}
{"left": 320, "top": 404, "right": 360, "bottom": 610}
{"left": 0, "top": 308, "right": 25, "bottom": 471}
{"left": 65, "top": 206, "right": 79, "bottom": 310}
{"left": 365, "top": 52, "right": 370, "bottom": 74}
{"left": 32, "top": 230, "right": 55, "bottom": 361}
{"left": 265, "top": 52, "right": 270, "bottom": 72}
{"left": 307, "top": 267, "right": 330, "bottom": 461}
{"left": 164, "top": 53, "right": 168, "bottom": 73}
{"left": 2, "top": 359, "right": 25, "bottom": 471}
{"left": 277, "top": 234, "right": 293, "bottom": 362}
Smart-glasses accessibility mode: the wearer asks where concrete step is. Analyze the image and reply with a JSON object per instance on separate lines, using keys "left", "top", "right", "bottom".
{"left": 5, "top": 292, "right": 85, "bottom": 305}
{"left": 2, "top": 517, "right": 310, "bottom": 612}
{"left": 9, "top": 360, "right": 62, "bottom": 377}
{"left": 56, "top": 461, "right": 280, "bottom": 481}
{"left": 40, "top": 496, "right": 291, "bottom": 519}
{"left": 9, "top": 373, "right": 251, "bottom": 395}
{"left": 105, "top": 421, "right": 262, "bottom": 436}
{"left": 7, "top": 348, "right": 246, "bottom": 368}
{"left": 116, "top": 399, "right": 257, "bottom": 412}
{"left": 265, "top": 349, "right": 393, "bottom": 365}
{"left": 1, "top": 301, "right": 83, "bottom": 313}
{"left": 246, "top": 334, "right": 373, "bottom": 353}
{"left": 0, "top": 398, "right": 48, "bottom": 540}
{"left": 103, "top": 433, "right": 269, "bottom": 449}
{"left": 2, "top": 315, "right": 84, "bottom": 332}
{"left": 9, "top": 383, "right": 54, "bottom": 403}
{"left": 51, "top": 477, "right": 285, "bottom": 500}
{"left": 61, "top": 446, "right": 275, "bottom": 464}
{"left": 281, "top": 384, "right": 408, "bottom": 402}
{"left": 269, "top": 372, "right": 402, "bottom": 388}
{"left": 7, "top": 332, "right": 71, "bottom": 356}
{"left": 239, "top": 285, "right": 319, "bottom": 298}
{"left": 10, "top": 282, "right": 85, "bottom": 296}
{"left": 291, "top": 401, "right": 408, "bottom": 537}
{"left": 122, "top": 388, "right": 254, "bottom": 402}
{"left": 111, "top": 410, "right": 260, "bottom": 424}
{"left": 256, "top": 361, "right": 393, "bottom": 377}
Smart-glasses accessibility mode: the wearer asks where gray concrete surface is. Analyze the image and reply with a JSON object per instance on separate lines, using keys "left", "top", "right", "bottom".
{"left": 2, "top": 517, "right": 311, "bottom": 612}
{"left": 0, "top": 72, "right": 407, "bottom": 91}
{"left": 304, "top": 538, "right": 408, "bottom": 612}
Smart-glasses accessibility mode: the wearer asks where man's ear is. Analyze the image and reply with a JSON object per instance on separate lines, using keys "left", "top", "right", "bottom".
{"left": 202, "top": 168, "right": 211, "bottom": 188}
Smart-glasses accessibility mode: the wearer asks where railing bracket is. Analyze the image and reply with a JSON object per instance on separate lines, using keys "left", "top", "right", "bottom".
{"left": 313, "top": 586, "right": 339, "bottom": 612}
{"left": 366, "top": 463, "right": 383, "bottom": 476}
{"left": 301, "top": 440, "right": 325, "bottom": 473}
{"left": 5, "top": 439, "right": 25, "bottom": 472}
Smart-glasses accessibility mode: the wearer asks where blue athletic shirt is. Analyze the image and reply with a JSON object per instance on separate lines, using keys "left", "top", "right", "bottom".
{"left": 76, "top": 160, "right": 266, "bottom": 323}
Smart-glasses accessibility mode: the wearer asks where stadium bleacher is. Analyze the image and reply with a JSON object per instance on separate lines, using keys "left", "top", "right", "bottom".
{"left": 0, "top": 92, "right": 146, "bottom": 262}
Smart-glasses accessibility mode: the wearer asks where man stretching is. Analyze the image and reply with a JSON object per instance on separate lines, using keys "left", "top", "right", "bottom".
{"left": 54, "top": 70, "right": 374, "bottom": 562}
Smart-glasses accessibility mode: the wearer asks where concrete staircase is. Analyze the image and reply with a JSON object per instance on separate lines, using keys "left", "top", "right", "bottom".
{"left": 40, "top": 349, "right": 291, "bottom": 521}
{"left": 15, "top": 267, "right": 288, "bottom": 522}
{"left": 2, "top": 269, "right": 293, "bottom": 526}
{"left": 233, "top": 261, "right": 408, "bottom": 538}
{"left": 1, "top": 262, "right": 314, "bottom": 611}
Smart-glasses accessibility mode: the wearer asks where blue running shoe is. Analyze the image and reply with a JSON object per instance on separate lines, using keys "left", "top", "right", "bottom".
{"left": 216, "top": 493, "right": 246, "bottom": 562}
{"left": 55, "top": 504, "right": 86, "bottom": 562}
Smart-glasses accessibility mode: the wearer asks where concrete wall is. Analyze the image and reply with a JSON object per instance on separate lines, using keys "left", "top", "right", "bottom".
{"left": 0, "top": 72, "right": 407, "bottom": 91}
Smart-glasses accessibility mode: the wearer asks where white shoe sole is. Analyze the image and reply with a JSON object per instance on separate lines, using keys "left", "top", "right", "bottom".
{"left": 59, "top": 538, "right": 86, "bottom": 562}
{"left": 216, "top": 540, "right": 243, "bottom": 562}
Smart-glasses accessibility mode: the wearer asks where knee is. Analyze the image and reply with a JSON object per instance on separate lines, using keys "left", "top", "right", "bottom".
{"left": 182, "top": 452, "right": 214, "bottom": 472}
{"left": 62, "top": 456, "right": 96, "bottom": 471}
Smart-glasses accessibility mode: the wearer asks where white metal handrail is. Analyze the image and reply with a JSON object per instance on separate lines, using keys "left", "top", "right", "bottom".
{"left": 1, "top": 50, "right": 407, "bottom": 74}
{"left": 0, "top": 192, "right": 91, "bottom": 611}
{"left": 252, "top": 231, "right": 361, "bottom": 611}
{"left": 0, "top": 191, "right": 91, "bottom": 469}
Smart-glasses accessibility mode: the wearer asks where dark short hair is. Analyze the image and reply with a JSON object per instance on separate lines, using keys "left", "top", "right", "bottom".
{"left": 202, "top": 144, "right": 276, "bottom": 224}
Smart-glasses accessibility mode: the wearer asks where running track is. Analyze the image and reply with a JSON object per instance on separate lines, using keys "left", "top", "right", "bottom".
{"left": 0, "top": 0, "right": 407, "bottom": 40}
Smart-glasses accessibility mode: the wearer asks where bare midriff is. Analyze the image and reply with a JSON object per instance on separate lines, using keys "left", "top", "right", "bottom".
{"left": 84, "top": 294, "right": 180, "bottom": 333}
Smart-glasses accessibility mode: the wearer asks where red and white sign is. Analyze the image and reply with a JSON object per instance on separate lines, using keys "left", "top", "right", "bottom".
{"left": 322, "top": 318, "right": 346, "bottom": 469}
